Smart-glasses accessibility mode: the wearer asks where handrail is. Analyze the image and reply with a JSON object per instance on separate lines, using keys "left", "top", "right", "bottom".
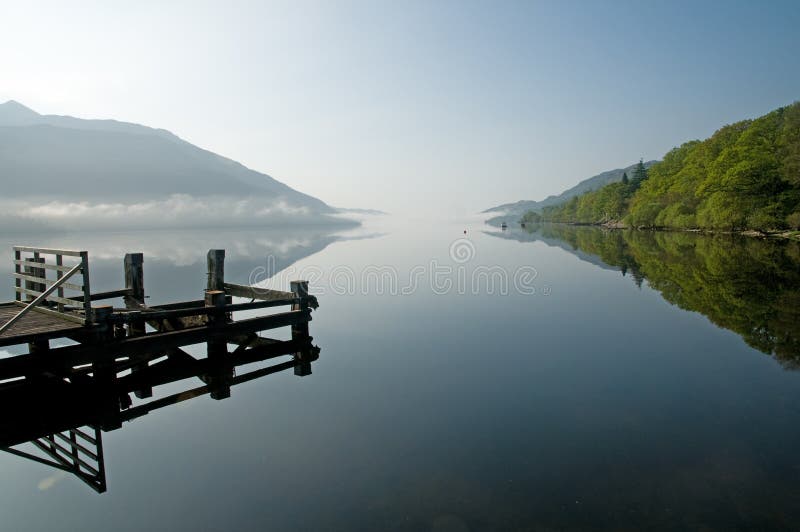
{"left": 14, "top": 246, "right": 91, "bottom": 318}
{"left": 12, "top": 246, "right": 86, "bottom": 257}
{"left": 0, "top": 263, "right": 84, "bottom": 335}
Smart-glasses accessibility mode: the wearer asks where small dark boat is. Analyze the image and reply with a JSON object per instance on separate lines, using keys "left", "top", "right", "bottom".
{"left": 500, "top": 222, "right": 508, "bottom": 230}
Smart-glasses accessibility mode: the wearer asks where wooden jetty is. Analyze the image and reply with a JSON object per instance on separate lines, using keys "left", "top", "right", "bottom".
{"left": 0, "top": 245, "right": 321, "bottom": 492}
{"left": 1, "top": 330, "right": 319, "bottom": 492}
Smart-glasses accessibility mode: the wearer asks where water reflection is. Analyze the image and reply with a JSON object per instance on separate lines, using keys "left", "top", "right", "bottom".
{"left": 0, "top": 331, "right": 320, "bottom": 493}
{"left": 488, "top": 224, "right": 800, "bottom": 367}
{"left": 0, "top": 227, "right": 382, "bottom": 305}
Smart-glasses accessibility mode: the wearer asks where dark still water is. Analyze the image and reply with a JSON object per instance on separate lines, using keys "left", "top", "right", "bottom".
{"left": 2, "top": 218, "right": 800, "bottom": 531}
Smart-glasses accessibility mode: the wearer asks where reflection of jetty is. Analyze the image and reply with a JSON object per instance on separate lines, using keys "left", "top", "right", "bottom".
{"left": 0, "top": 246, "right": 320, "bottom": 492}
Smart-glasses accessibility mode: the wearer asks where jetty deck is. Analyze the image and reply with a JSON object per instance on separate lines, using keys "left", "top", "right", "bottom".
{"left": 0, "top": 244, "right": 321, "bottom": 493}
{"left": 0, "top": 245, "right": 317, "bottom": 377}
{"left": 0, "top": 303, "right": 83, "bottom": 344}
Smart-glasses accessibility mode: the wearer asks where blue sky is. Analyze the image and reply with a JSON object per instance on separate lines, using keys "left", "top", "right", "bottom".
{"left": 1, "top": 0, "right": 799, "bottom": 215}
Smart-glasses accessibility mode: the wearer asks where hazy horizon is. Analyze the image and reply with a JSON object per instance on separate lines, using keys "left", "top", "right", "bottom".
{"left": 2, "top": 1, "right": 799, "bottom": 216}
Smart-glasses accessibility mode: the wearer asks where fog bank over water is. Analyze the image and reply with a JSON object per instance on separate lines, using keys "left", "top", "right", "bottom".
{"left": 0, "top": 195, "right": 357, "bottom": 232}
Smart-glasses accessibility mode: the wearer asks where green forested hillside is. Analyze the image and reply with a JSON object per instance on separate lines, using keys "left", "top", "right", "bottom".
{"left": 485, "top": 160, "right": 656, "bottom": 218}
{"left": 537, "top": 102, "right": 800, "bottom": 231}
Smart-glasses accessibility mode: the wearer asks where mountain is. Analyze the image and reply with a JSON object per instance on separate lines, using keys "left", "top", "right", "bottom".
{"left": 0, "top": 100, "right": 331, "bottom": 213}
{"left": 483, "top": 161, "right": 658, "bottom": 220}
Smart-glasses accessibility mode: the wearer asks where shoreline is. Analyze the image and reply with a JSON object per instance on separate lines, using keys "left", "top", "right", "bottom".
{"left": 505, "top": 219, "right": 800, "bottom": 241}
{"left": 592, "top": 221, "right": 800, "bottom": 241}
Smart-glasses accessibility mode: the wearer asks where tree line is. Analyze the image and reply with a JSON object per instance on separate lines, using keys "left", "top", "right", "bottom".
{"left": 529, "top": 102, "right": 800, "bottom": 231}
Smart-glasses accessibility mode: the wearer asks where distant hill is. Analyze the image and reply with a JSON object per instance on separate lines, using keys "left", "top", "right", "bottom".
{"left": 0, "top": 100, "right": 331, "bottom": 213}
{"left": 483, "top": 161, "right": 658, "bottom": 222}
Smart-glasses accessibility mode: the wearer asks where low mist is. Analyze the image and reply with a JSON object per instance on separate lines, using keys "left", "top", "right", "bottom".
{"left": 1, "top": 194, "right": 357, "bottom": 232}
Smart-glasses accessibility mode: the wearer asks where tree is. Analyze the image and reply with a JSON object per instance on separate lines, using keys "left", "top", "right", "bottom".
{"left": 622, "top": 172, "right": 629, "bottom": 185}
{"left": 633, "top": 159, "right": 648, "bottom": 182}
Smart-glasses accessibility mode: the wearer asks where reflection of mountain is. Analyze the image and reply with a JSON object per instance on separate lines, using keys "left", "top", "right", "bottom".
{"left": 0, "top": 227, "right": 381, "bottom": 305}
{"left": 1, "top": 330, "right": 320, "bottom": 493}
{"left": 484, "top": 226, "right": 618, "bottom": 272}
{"left": 488, "top": 224, "right": 800, "bottom": 368}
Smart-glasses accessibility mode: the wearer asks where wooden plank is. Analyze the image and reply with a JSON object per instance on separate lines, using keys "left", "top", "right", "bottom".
{"left": 0, "top": 305, "right": 85, "bottom": 347}
{"left": 14, "top": 287, "right": 82, "bottom": 307}
{"left": 24, "top": 258, "right": 46, "bottom": 302}
{"left": 121, "top": 384, "right": 209, "bottom": 423}
{"left": 13, "top": 246, "right": 85, "bottom": 257}
{"left": 2, "top": 447, "right": 74, "bottom": 473}
{"left": 31, "top": 437, "right": 100, "bottom": 476}
{"left": 12, "top": 273, "right": 83, "bottom": 292}
{"left": 68, "top": 288, "right": 133, "bottom": 302}
{"left": 225, "top": 282, "right": 294, "bottom": 301}
{"left": 233, "top": 359, "right": 297, "bottom": 385}
{"left": 134, "top": 298, "right": 298, "bottom": 322}
{"left": 120, "top": 359, "right": 299, "bottom": 423}
{"left": 119, "top": 338, "right": 304, "bottom": 393}
{"left": 72, "top": 427, "right": 97, "bottom": 446}
{"left": 53, "top": 431, "right": 98, "bottom": 461}
{"left": 22, "top": 304, "right": 87, "bottom": 325}
{"left": 1, "top": 263, "right": 86, "bottom": 335}
{"left": 149, "top": 299, "right": 205, "bottom": 310}
{"left": 0, "top": 309, "right": 312, "bottom": 379}
{"left": 0, "top": 325, "right": 84, "bottom": 348}
{"left": 13, "top": 260, "right": 78, "bottom": 273}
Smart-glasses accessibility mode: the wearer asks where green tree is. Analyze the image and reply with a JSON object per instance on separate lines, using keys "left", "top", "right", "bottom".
{"left": 622, "top": 172, "right": 629, "bottom": 185}
{"left": 632, "top": 159, "right": 649, "bottom": 182}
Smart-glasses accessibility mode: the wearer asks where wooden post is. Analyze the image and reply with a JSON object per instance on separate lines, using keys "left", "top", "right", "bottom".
{"left": 294, "top": 347, "right": 313, "bottom": 377}
{"left": 124, "top": 253, "right": 144, "bottom": 304}
{"left": 205, "top": 289, "right": 231, "bottom": 399}
{"left": 24, "top": 257, "right": 46, "bottom": 302}
{"left": 80, "top": 251, "right": 92, "bottom": 323}
{"left": 290, "top": 280, "right": 310, "bottom": 340}
{"left": 290, "top": 280, "right": 311, "bottom": 376}
{"left": 207, "top": 249, "right": 225, "bottom": 291}
{"left": 14, "top": 249, "right": 21, "bottom": 301}
{"left": 56, "top": 254, "right": 64, "bottom": 312}
{"left": 26, "top": 337, "right": 50, "bottom": 381}
{"left": 122, "top": 252, "right": 151, "bottom": 396}
{"left": 205, "top": 289, "right": 227, "bottom": 326}
{"left": 91, "top": 305, "right": 122, "bottom": 430}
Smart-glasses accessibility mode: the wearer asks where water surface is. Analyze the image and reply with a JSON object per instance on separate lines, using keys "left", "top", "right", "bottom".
{"left": 2, "top": 218, "right": 800, "bottom": 531}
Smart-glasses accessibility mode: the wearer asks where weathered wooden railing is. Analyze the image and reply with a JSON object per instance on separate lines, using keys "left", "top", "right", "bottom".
{"left": 0, "top": 262, "right": 84, "bottom": 335}
{"left": 11, "top": 246, "right": 92, "bottom": 325}
{"left": 6, "top": 247, "right": 137, "bottom": 333}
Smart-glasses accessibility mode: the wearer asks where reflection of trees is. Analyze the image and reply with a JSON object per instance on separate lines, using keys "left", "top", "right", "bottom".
{"left": 526, "top": 224, "right": 800, "bottom": 368}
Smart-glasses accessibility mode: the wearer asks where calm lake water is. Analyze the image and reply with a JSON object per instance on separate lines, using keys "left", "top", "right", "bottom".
{"left": 2, "top": 217, "right": 800, "bottom": 531}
